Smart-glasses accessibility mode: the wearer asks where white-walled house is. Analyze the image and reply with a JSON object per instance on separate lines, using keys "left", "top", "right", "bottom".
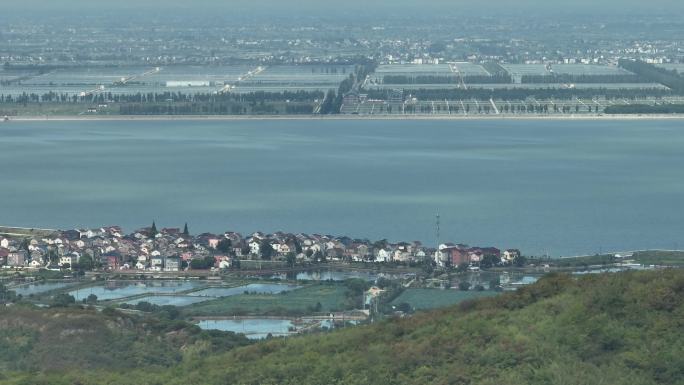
{"left": 393, "top": 250, "right": 411, "bottom": 262}
{"left": 59, "top": 253, "right": 79, "bottom": 268}
{"left": 503, "top": 249, "right": 521, "bottom": 262}
{"left": 150, "top": 256, "right": 164, "bottom": 270}
{"left": 164, "top": 257, "right": 180, "bottom": 272}
{"left": 218, "top": 258, "right": 231, "bottom": 269}
{"left": 249, "top": 240, "right": 261, "bottom": 255}
{"left": 376, "top": 249, "right": 391, "bottom": 263}
{"left": 29, "top": 260, "right": 43, "bottom": 268}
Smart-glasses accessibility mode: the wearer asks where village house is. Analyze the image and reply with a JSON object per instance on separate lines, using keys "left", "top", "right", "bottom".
{"left": 232, "top": 246, "right": 245, "bottom": 257}
{"left": 468, "top": 248, "right": 483, "bottom": 263}
{"left": 270, "top": 241, "right": 285, "bottom": 255}
{"left": 150, "top": 255, "right": 164, "bottom": 271}
{"left": 279, "top": 243, "right": 293, "bottom": 255}
{"left": 481, "top": 247, "right": 501, "bottom": 258}
{"left": 345, "top": 243, "right": 371, "bottom": 262}
{"left": 30, "top": 250, "right": 45, "bottom": 264}
{"left": 102, "top": 254, "right": 120, "bottom": 270}
{"left": 7, "top": 251, "right": 27, "bottom": 267}
{"left": 59, "top": 253, "right": 79, "bottom": 268}
{"left": 503, "top": 249, "right": 521, "bottom": 262}
{"left": 0, "top": 225, "right": 520, "bottom": 275}
{"left": 208, "top": 238, "right": 220, "bottom": 249}
{"left": 0, "top": 249, "right": 9, "bottom": 265}
{"left": 248, "top": 239, "right": 261, "bottom": 256}
{"left": 393, "top": 249, "right": 411, "bottom": 262}
{"left": 132, "top": 254, "right": 146, "bottom": 269}
{"left": 434, "top": 243, "right": 457, "bottom": 266}
{"left": 84, "top": 229, "right": 102, "bottom": 239}
{"left": 28, "top": 239, "right": 39, "bottom": 252}
{"left": 375, "top": 248, "right": 392, "bottom": 263}
{"left": 28, "top": 260, "right": 43, "bottom": 269}
{"left": 215, "top": 256, "right": 231, "bottom": 269}
{"left": 175, "top": 238, "right": 190, "bottom": 249}
{"left": 103, "top": 226, "right": 123, "bottom": 238}
{"left": 326, "top": 248, "right": 345, "bottom": 261}
{"left": 164, "top": 256, "right": 180, "bottom": 272}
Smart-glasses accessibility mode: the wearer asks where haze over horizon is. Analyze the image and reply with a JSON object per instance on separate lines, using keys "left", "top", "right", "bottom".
{"left": 5, "top": 0, "right": 684, "bottom": 17}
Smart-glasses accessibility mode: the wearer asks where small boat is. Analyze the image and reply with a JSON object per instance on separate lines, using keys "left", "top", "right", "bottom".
{"left": 2, "top": 116, "right": 8, "bottom": 122}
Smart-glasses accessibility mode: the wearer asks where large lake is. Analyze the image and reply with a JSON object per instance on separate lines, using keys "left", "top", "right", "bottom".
{"left": 2, "top": 118, "right": 683, "bottom": 256}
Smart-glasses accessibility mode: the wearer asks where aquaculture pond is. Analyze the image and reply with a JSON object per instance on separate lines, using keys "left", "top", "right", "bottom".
{"left": 68, "top": 280, "right": 203, "bottom": 301}
{"left": 12, "top": 281, "right": 79, "bottom": 296}
{"left": 271, "top": 270, "right": 411, "bottom": 282}
{"left": 121, "top": 283, "right": 300, "bottom": 306}
{"left": 121, "top": 295, "right": 212, "bottom": 307}
{"left": 197, "top": 319, "right": 296, "bottom": 339}
{"left": 189, "top": 283, "right": 299, "bottom": 297}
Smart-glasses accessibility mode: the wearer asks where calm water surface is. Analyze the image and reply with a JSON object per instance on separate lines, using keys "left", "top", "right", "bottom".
{"left": 69, "top": 280, "right": 202, "bottom": 301}
{"left": 197, "top": 319, "right": 295, "bottom": 339}
{"left": 2, "top": 119, "right": 684, "bottom": 256}
{"left": 122, "top": 295, "right": 212, "bottom": 307}
{"left": 13, "top": 282, "right": 77, "bottom": 296}
{"left": 189, "top": 283, "right": 299, "bottom": 297}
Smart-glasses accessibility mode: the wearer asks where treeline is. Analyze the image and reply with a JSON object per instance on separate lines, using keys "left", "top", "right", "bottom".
{"left": 320, "top": 63, "right": 376, "bottom": 114}
{"left": 366, "top": 86, "right": 674, "bottom": 101}
{"left": 0, "top": 89, "right": 324, "bottom": 104}
{"left": 604, "top": 104, "right": 684, "bottom": 114}
{"left": 619, "top": 59, "right": 684, "bottom": 92}
{"left": 119, "top": 101, "right": 314, "bottom": 115}
{"left": 382, "top": 74, "right": 512, "bottom": 84}
{"left": 400, "top": 102, "right": 599, "bottom": 115}
{"left": 521, "top": 74, "right": 646, "bottom": 84}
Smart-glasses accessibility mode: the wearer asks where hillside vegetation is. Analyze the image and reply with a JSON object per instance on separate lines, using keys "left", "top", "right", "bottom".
{"left": 0, "top": 305, "right": 250, "bottom": 373}
{"left": 2, "top": 269, "right": 683, "bottom": 385}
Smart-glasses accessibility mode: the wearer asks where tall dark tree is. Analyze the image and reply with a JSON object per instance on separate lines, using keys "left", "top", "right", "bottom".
{"left": 150, "top": 221, "right": 158, "bottom": 237}
{"left": 183, "top": 223, "right": 189, "bottom": 236}
{"left": 0, "top": 284, "right": 16, "bottom": 303}
{"left": 259, "top": 239, "right": 274, "bottom": 260}
{"left": 285, "top": 253, "right": 297, "bottom": 268}
{"left": 216, "top": 238, "right": 232, "bottom": 254}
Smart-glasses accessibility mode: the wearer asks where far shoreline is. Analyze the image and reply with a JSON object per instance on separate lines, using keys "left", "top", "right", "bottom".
{"left": 5, "top": 114, "right": 684, "bottom": 122}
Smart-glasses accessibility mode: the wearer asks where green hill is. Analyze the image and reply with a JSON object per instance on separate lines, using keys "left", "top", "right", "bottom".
{"left": 2, "top": 270, "right": 683, "bottom": 385}
{"left": 0, "top": 305, "right": 250, "bottom": 374}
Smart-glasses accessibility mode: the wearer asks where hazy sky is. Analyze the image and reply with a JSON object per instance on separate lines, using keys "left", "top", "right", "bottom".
{"left": 6, "top": 0, "right": 684, "bottom": 16}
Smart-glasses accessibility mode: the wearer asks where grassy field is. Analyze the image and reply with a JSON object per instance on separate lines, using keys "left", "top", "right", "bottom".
{"left": 551, "top": 254, "right": 618, "bottom": 268}
{"left": 632, "top": 250, "right": 684, "bottom": 266}
{"left": 552, "top": 250, "right": 684, "bottom": 268}
{"left": 182, "top": 283, "right": 349, "bottom": 317}
{"left": 391, "top": 288, "right": 498, "bottom": 311}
